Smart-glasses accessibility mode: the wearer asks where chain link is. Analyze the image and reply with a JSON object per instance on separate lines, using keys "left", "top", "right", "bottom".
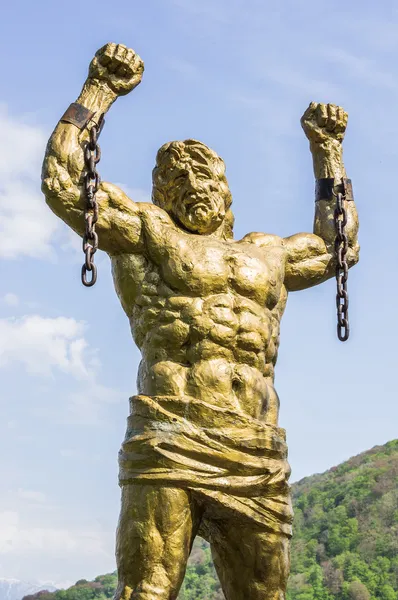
{"left": 334, "top": 191, "right": 349, "bottom": 341}
{"left": 81, "top": 119, "right": 104, "bottom": 287}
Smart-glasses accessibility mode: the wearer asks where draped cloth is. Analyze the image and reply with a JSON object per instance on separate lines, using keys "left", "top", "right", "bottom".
{"left": 118, "top": 395, "right": 293, "bottom": 537}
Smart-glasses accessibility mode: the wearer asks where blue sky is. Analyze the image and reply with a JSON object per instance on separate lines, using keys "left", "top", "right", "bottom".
{"left": 1, "top": 0, "right": 398, "bottom": 586}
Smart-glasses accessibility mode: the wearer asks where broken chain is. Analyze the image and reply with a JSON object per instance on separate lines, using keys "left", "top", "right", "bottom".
{"left": 81, "top": 118, "right": 104, "bottom": 287}
{"left": 334, "top": 189, "right": 349, "bottom": 341}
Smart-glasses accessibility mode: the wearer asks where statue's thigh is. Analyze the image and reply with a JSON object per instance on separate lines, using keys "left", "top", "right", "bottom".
{"left": 210, "top": 519, "right": 291, "bottom": 600}
{"left": 116, "top": 484, "right": 201, "bottom": 600}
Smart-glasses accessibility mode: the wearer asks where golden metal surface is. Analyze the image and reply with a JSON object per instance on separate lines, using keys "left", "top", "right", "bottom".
{"left": 42, "top": 44, "right": 360, "bottom": 600}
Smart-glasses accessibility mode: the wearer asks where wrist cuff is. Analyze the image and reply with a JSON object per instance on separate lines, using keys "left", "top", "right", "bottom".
{"left": 60, "top": 103, "right": 95, "bottom": 129}
{"left": 315, "top": 178, "right": 354, "bottom": 202}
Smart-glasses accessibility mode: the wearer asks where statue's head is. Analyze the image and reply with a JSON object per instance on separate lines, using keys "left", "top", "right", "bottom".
{"left": 152, "top": 139, "right": 233, "bottom": 238}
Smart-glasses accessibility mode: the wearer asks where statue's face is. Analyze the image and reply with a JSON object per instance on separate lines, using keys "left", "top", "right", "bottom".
{"left": 152, "top": 141, "right": 232, "bottom": 236}
{"left": 167, "top": 159, "right": 227, "bottom": 234}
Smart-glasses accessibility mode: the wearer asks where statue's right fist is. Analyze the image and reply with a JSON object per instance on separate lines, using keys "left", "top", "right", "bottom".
{"left": 88, "top": 43, "right": 144, "bottom": 96}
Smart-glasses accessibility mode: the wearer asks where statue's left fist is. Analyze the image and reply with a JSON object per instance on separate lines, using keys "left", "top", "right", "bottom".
{"left": 301, "top": 102, "right": 348, "bottom": 145}
{"left": 88, "top": 43, "right": 144, "bottom": 96}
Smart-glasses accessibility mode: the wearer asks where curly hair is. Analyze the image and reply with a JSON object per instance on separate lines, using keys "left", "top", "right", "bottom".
{"left": 151, "top": 139, "right": 234, "bottom": 238}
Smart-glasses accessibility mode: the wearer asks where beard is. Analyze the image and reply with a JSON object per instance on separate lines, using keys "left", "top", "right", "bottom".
{"left": 173, "top": 191, "right": 226, "bottom": 234}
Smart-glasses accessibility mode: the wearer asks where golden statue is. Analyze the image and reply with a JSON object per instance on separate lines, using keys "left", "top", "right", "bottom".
{"left": 42, "top": 43, "right": 359, "bottom": 600}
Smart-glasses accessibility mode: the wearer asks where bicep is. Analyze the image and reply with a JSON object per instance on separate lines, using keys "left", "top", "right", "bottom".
{"left": 42, "top": 125, "right": 144, "bottom": 254}
{"left": 284, "top": 233, "right": 333, "bottom": 291}
{"left": 42, "top": 164, "right": 144, "bottom": 254}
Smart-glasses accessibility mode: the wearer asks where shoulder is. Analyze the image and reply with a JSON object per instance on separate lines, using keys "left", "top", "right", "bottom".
{"left": 284, "top": 233, "right": 328, "bottom": 259}
{"left": 241, "top": 231, "right": 328, "bottom": 259}
{"left": 240, "top": 231, "right": 285, "bottom": 249}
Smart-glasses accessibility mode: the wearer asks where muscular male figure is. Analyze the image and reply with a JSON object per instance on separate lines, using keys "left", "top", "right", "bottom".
{"left": 42, "top": 43, "right": 359, "bottom": 600}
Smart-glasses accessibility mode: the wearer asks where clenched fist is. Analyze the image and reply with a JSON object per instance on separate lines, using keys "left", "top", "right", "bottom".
{"left": 88, "top": 43, "right": 144, "bottom": 96}
{"left": 301, "top": 102, "right": 348, "bottom": 146}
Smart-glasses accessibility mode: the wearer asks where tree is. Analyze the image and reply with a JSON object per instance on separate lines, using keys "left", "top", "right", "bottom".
{"left": 379, "top": 584, "right": 397, "bottom": 600}
{"left": 347, "top": 581, "right": 370, "bottom": 600}
{"left": 322, "top": 561, "right": 344, "bottom": 595}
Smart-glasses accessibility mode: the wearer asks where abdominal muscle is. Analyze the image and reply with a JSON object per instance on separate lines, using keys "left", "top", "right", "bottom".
{"left": 137, "top": 356, "right": 280, "bottom": 425}
{"left": 131, "top": 289, "right": 284, "bottom": 425}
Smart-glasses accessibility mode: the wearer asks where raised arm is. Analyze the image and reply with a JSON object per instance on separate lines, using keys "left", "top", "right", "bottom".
{"left": 42, "top": 43, "right": 145, "bottom": 255}
{"left": 284, "top": 102, "right": 359, "bottom": 292}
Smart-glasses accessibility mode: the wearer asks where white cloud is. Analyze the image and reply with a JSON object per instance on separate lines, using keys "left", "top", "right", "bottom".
{"left": 0, "top": 315, "right": 95, "bottom": 379}
{"left": 0, "top": 106, "right": 61, "bottom": 260}
{"left": 0, "top": 312, "right": 126, "bottom": 425}
{"left": 17, "top": 490, "right": 47, "bottom": 503}
{"left": 0, "top": 510, "right": 114, "bottom": 583}
{"left": 0, "top": 181, "right": 60, "bottom": 260}
{"left": 0, "top": 511, "right": 110, "bottom": 558}
{"left": 2, "top": 293, "right": 19, "bottom": 307}
{"left": 0, "top": 107, "right": 46, "bottom": 182}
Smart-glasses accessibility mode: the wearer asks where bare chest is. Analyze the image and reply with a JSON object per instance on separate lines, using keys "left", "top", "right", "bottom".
{"left": 145, "top": 235, "right": 285, "bottom": 308}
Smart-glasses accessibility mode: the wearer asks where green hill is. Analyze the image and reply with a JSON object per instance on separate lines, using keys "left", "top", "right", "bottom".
{"left": 288, "top": 439, "right": 398, "bottom": 600}
{"left": 22, "top": 439, "right": 398, "bottom": 600}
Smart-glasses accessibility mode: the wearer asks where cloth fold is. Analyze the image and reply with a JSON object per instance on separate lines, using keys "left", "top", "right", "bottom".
{"left": 119, "top": 394, "right": 293, "bottom": 536}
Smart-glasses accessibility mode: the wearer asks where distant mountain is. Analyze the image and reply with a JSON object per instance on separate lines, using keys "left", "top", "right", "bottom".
{"left": 0, "top": 579, "right": 57, "bottom": 600}
{"left": 20, "top": 439, "right": 398, "bottom": 600}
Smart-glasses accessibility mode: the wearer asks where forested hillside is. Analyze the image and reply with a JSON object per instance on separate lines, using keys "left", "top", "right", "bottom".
{"left": 289, "top": 438, "right": 398, "bottom": 599}
{"left": 22, "top": 439, "right": 398, "bottom": 600}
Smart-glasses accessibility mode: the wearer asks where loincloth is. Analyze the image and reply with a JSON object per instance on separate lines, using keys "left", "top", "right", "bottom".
{"left": 118, "top": 395, "right": 293, "bottom": 537}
